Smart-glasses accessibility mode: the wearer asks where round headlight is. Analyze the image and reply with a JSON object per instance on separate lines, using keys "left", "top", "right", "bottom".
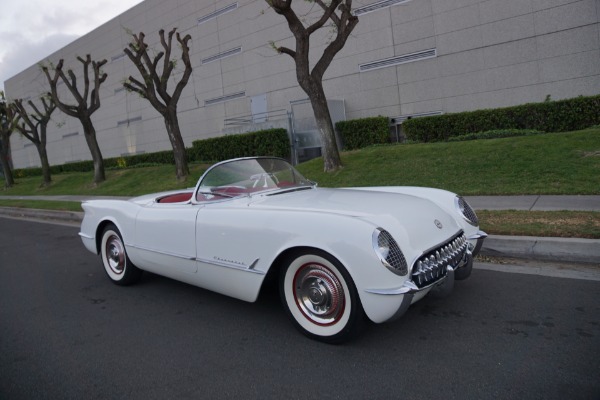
{"left": 372, "top": 228, "right": 408, "bottom": 276}
{"left": 455, "top": 196, "right": 479, "bottom": 226}
{"left": 377, "top": 232, "right": 391, "bottom": 259}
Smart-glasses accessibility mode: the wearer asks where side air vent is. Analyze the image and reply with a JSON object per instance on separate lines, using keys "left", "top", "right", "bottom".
{"left": 205, "top": 91, "right": 245, "bottom": 106}
{"left": 202, "top": 47, "right": 242, "bottom": 64}
{"left": 359, "top": 48, "right": 436, "bottom": 72}
{"left": 198, "top": 3, "right": 238, "bottom": 25}
{"left": 353, "top": 0, "right": 411, "bottom": 16}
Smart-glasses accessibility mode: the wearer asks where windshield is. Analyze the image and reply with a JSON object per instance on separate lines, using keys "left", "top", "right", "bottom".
{"left": 196, "top": 158, "right": 313, "bottom": 199}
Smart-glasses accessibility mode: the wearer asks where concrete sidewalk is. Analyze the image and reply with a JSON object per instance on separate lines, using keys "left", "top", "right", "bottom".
{"left": 0, "top": 194, "right": 598, "bottom": 264}
{"left": 465, "top": 195, "right": 600, "bottom": 211}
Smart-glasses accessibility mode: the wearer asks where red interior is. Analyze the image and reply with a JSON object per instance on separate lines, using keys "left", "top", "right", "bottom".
{"left": 157, "top": 192, "right": 193, "bottom": 203}
{"left": 157, "top": 183, "right": 300, "bottom": 203}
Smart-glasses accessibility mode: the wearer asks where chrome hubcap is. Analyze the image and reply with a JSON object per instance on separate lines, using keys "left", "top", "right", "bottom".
{"left": 294, "top": 263, "right": 345, "bottom": 325}
{"left": 106, "top": 235, "right": 125, "bottom": 275}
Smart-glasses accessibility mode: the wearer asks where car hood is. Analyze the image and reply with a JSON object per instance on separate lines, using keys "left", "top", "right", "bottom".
{"left": 250, "top": 187, "right": 462, "bottom": 250}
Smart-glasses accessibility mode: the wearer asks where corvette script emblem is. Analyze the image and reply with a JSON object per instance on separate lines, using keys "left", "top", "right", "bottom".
{"left": 434, "top": 219, "right": 443, "bottom": 229}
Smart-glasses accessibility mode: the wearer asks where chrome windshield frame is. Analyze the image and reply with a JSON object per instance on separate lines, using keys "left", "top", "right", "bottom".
{"left": 191, "top": 157, "right": 315, "bottom": 205}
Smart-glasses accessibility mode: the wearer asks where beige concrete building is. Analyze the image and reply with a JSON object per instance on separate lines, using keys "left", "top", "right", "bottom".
{"left": 5, "top": 0, "right": 600, "bottom": 168}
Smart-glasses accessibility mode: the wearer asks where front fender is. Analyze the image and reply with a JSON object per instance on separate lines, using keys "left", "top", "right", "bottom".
{"left": 349, "top": 186, "right": 484, "bottom": 251}
{"left": 196, "top": 205, "right": 423, "bottom": 323}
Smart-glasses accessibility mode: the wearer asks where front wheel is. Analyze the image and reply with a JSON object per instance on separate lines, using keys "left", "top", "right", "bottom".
{"left": 279, "top": 250, "right": 365, "bottom": 344}
{"left": 100, "top": 223, "right": 142, "bottom": 286}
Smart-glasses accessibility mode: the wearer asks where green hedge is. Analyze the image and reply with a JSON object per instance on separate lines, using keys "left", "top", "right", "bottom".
{"left": 14, "top": 150, "right": 177, "bottom": 178}
{"left": 14, "top": 129, "right": 290, "bottom": 178}
{"left": 403, "top": 95, "right": 600, "bottom": 142}
{"left": 336, "top": 116, "right": 389, "bottom": 150}
{"left": 191, "top": 128, "right": 290, "bottom": 162}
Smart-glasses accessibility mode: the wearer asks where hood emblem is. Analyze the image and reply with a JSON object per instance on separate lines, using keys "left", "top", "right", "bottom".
{"left": 434, "top": 219, "right": 443, "bottom": 229}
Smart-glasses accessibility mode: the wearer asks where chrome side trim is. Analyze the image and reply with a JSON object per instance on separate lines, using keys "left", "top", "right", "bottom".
{"left": 197, "top": 257, "right": 265, "bottom": 275}
{"left": 78, "top": 232, "right": 94, "bottom": 239}
{"left": 127, "top": 243, "right": 196, "bottom": 261}
{"left": 248, "top": 259, "right": 259, "bottom": 270}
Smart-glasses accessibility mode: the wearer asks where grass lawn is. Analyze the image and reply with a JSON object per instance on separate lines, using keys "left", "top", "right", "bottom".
{"left": 297, "top": 128, "right": 600, "bottom": 195}
{"left": 1, "top": 127, "right": 599, "bottom": 238}
{"left": 477, "top": 210, "right": 600, "bottom": 239}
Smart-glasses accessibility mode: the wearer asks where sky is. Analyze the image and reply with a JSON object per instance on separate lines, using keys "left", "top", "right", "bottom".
{"left": 0, "top": 0, "right": 145, "bottom": 91}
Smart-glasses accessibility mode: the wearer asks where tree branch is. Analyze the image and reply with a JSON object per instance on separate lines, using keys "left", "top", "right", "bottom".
{"left": 307, "top": 0, "right": 342, "bottom": 35}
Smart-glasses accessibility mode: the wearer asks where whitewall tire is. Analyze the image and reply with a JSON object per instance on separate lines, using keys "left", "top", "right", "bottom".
{"left": 280, "top": 250, "right": 365, "bottom": 344}
{"left": 100, "top": 223, "right": 142, "bottom": 286}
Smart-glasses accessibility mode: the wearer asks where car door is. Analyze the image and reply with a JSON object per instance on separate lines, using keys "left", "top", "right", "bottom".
{"left": 194, "top": 200, "right": 267, "bottom": 302}
{"left": 133, "top": 202, "right": 201, "bottom": 274}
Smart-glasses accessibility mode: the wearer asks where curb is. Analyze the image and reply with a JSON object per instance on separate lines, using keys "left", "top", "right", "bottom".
{"left": 480, "top": 235, "right": 600, "bottom": 265}
{"left": 0, "top": 206, "right": 84, "bottom": 224}
{"left": 1, "top": 207, "right": 598, "bottom": 265}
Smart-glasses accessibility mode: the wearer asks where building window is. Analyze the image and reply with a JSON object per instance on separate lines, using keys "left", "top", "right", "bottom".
{"left": 202, "top": 47, "right": 242, "bottom": 64}
{"left": 353, "top": 0, "right": 412, "bottom": 16}
{"left": 198, "top": 3, "right": 238, "bottom": 25}
{"left": 359, "top": 48, "right": 436, "bottom": 72}
{"left": 205, "top": 91, "right": 245, "bottom": 106}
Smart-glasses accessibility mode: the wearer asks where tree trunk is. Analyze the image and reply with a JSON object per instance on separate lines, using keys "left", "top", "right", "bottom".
{"left": 81, "top": 117, "right": 105, "bottom": 184}
{"left": 0, "top": 149, "right": 15, "bottom": 187}
{"left": 0, "top": 133, "right": 15, "bottom": 187}
{"left": 36, "top": 143, "right": 52, "bottom": 187}
{"left": 306, "top": 84, "right": 342, "bottom": 172}
{"left": 165, "top": 108, "right": 189, "bottom": 180}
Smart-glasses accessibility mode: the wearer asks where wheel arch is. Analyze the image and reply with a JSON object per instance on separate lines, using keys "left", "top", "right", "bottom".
{"left": 94, "top": 219, "right": 122, "bottom": 254}
{"left": 262, "top": 246, "right": 339, "bottom": 292}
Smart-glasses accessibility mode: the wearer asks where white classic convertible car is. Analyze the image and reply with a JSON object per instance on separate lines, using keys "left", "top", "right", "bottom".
{"left": 80, "top": 157, "right": 486, "bottom": 343}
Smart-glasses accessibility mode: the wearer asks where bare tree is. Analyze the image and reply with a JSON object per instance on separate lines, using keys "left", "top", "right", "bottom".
{"left": 0, "top": 92, "right": 18, "bottom": 188}
{"left": 267, "top": 0, "right": 358, "bottom": 172}
{"left": 123, "top": 28, "right": 192, "bottom": 180}
{"left": 42, "top": 55, "right": 108, "bottom": 184}
{"left": 13, "top": 96, "right": 57, "bottom": 187}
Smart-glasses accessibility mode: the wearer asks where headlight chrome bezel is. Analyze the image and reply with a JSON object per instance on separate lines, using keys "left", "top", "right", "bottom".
{"left": 372, "top": 228, "right": 408, "bottom": 276}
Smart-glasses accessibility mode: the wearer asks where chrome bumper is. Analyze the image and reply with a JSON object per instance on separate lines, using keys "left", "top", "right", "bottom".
{"left": 365, "top": 249, "right": 475, "bottom": 322}
{"left": 468, "top": 230, "right": 488, "bottom": 256}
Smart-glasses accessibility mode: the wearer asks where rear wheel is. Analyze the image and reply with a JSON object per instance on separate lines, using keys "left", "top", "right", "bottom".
{"left": 100, "top": 223, "right": 142, "bottom": 286}
{"left": 279, "top": 250, "right": 365, "bottom": 344}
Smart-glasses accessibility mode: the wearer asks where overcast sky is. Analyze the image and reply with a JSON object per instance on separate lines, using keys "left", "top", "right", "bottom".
{"left": 0, "top": 0, "right": 144, "bottom": 91}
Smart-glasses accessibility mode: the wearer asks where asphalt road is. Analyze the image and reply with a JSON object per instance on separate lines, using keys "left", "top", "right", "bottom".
{"left": 1, "top": 218, "right": 599, "bottom": 400}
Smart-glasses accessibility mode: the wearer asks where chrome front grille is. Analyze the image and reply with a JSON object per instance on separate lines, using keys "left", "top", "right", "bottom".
{"left": 412, "top": 232, "right": 468, "bottom": 288}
